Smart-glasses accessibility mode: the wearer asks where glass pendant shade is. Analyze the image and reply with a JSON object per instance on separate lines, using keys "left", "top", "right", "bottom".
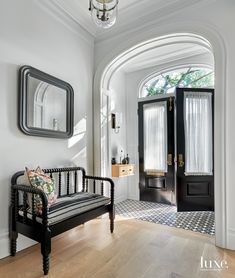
{"left": 90, "top": 0, "right": 118, "bottom": 29}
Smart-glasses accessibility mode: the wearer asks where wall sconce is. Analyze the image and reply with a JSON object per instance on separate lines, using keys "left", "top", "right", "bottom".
{"left": 111, "top": 113, "right": 121, "bottom": 133}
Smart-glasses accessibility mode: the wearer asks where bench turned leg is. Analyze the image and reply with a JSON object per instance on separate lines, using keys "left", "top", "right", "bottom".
{"left": 110, "top": 217, "right": 114, "bottom": 233}
{"left": 109, "top": 208, "right": 115, "bottom": 233}
{"left": 43, "top": 255, "right": 50, "bottom": 275}
{"left": 10, "top": 236, "right": 18, "bottom": 256}
{"left": 41, "top": 229, "right": 51, "bottom": 275}
{"left": 9, "top": 200, "right": 18, "bottom": 256}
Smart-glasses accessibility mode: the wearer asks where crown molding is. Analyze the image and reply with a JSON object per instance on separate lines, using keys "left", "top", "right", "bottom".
{"left": 50, "top": 0, "right": 98, "bottom": 37}
{"left": 37, "top": 0, "right": 215, "bottom": 43}
{"left": 36, "top": 0, "right": 95, "bottom": 43}
{"left": 95, "top": 0, "right": 214, "bottom": 43}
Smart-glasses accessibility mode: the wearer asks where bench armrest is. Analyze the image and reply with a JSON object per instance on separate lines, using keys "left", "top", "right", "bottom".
{"left": 11, "top": 184, "right": 49, "bottom": 226}
{"left": 84, "top": 175, "right": 115, "bottom": 206}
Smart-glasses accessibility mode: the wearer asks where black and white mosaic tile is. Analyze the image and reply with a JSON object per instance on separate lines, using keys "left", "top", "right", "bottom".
{"left": 116, "top": 199, "right": 215, "bottom": 235}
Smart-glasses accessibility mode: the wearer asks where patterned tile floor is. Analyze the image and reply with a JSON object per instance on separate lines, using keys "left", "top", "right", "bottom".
{"left": 116, "top": 199, "right": 215, "bottom": 235}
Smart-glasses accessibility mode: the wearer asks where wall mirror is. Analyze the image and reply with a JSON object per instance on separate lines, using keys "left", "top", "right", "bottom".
{"left": 19, "top": 66, "right": 74, "bottom": 138}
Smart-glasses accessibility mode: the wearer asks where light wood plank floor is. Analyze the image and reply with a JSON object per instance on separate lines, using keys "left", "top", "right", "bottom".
{"left": 1, "top": 216, "right": 235, "bottom": 278}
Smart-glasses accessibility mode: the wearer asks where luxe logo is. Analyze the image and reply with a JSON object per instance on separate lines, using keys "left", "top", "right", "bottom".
{"left": 200, "top": 256, "right": 228, "bottom": 271}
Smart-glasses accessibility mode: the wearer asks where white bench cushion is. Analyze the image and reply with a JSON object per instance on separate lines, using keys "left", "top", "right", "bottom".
{"left": 19, "top": 192, "right": 110, "bottom": 225}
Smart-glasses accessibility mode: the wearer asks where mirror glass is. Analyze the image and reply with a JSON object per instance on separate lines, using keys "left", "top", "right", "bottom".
{"left": 27, "top": 76, "right": 67, "bottom": 131}
{"left": 19, "top": 66, "right": 74, "bottom": 138}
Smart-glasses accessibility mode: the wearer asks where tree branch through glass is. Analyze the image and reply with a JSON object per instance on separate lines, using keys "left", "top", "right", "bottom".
{"left": 141, "top": 67, "right": 214, "bottom": 97}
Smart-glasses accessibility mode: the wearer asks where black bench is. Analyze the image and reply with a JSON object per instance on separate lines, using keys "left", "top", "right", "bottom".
{"left": 9, "top": 167, "right": 115, "bottom": 275}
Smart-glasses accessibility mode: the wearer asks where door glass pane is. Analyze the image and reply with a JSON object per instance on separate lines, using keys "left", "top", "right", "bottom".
{"left": 184, "top": 91, "right": 213, "bottom": 175}
{"left": 143, "top": 101, "right": 167, "bottom": 172}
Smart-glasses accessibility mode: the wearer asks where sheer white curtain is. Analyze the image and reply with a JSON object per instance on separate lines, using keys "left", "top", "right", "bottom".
{"left": 144, "top": 102, "right": 167, "bottom": 172}
{"left": 184, "top": 91, "right": 213, "bottom": 175}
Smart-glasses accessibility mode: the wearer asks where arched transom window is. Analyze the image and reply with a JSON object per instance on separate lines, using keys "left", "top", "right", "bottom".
{"left": 141, "top": 66, "right": 214, "bottom": 98}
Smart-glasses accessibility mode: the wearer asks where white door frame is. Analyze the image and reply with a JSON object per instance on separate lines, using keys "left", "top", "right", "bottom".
{"left": 93, "top": 30, "right": 227, "bottom": 249}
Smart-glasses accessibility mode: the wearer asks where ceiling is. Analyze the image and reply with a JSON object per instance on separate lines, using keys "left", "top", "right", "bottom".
{"left": 44, "top": 0, "right": 206, "bottom": 39}
{"left": 121, "top": 43, "right": 213, "bottom": 73}
{"left": 39, "top": 1, "right": 214, "bottom": 74}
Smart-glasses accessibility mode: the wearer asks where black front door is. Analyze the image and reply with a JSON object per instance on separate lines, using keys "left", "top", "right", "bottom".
{"left": 138, "top": 97, "right": 175, "bottom": 204}
{"left": 176, "top": 88, "right": 214, "bottom": 211}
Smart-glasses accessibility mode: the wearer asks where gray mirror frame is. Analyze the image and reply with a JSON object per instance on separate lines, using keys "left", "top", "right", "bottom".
{"left": 19, "top": 66, "right": 74, "bottom": 138}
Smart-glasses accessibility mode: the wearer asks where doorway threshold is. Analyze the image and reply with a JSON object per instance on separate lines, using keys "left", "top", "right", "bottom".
{"left": 116, "top": 199, "right": 215, "bottom": 235}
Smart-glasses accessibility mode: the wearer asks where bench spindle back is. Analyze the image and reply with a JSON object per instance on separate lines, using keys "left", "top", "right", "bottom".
{"left": 42, "top": 167, "right": 86, "bottom": 198}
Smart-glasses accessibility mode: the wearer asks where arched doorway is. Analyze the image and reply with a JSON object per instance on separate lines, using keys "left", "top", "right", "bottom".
{"left": 94, "top": 32, "right": 227, "bottom": 249}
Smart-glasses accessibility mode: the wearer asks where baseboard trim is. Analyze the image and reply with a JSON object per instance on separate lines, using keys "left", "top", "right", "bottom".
{"left": 227, "top": 228, "right": 235, "bottom": 250}
{"left": 0, "top": 231, "right": 9, "bottom": 259}
{"left": 128, "top": 195, "right": 139, "bottom": 201}
{"left": 0, "top": 231, "right": 36, "bottom": 259}
{"left": 115, "top": 195, "right": 127, "bottom": 204}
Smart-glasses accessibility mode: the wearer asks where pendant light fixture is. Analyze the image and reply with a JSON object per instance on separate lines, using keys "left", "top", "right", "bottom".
{"left": 89, "top": 0, "right": 119, "bottom": 29}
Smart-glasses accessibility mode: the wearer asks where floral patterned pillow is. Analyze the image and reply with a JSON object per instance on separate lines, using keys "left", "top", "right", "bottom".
{"left": 25, "top": 167, "right": 57, "bottom": 215}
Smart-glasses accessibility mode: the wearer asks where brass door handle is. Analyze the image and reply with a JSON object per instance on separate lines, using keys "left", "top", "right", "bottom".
{"left": 167, "top": 154, "right": 173, "bottom": 166}
{"left": 178, "top": 154, "right": 184, "bottom": 167}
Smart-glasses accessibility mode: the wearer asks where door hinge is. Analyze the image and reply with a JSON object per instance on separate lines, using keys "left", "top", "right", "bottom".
{"left": 178, "top": 154, "right": 184, "bottom": 168}
{"left": 167, "top": 154, "right": 173, "bottom": 166}
{"left": 169, "top": 97, "right": 173, "bottom": 112}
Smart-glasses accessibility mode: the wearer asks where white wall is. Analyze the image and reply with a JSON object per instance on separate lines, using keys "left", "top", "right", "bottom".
{"left": 0, "top": 0, "right": 94, "bottom": 258}
{"left": 109, "top": 70, "right": 128, "bottom": 203}
{"left": 94, "top": 0, "right": 235, "bottom": 249}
